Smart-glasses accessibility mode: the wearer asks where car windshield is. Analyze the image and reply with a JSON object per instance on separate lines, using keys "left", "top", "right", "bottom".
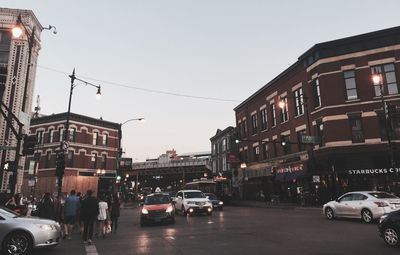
{"left": 206, "top": 194, "right": 217, "bottom": 200}
{"left": 144, "top": 195, "right": 171, "bottom": 205}
{"left": 368, "top": 192, "right": 399, "bottom": 199}
{"left": 0, "top": 207, "right": 19, "bottom": 218}
{"left": 184, "top": 192, "right": 205, "bottom": 199}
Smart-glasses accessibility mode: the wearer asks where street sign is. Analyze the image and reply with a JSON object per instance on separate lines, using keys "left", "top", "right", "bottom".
{"left": 301, "top": 135, "right": 321, "bottom": 144}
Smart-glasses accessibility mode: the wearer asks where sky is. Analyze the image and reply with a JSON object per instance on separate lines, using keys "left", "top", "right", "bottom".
{"left": 2, "top": 0, "right": 400, "bottom": 162}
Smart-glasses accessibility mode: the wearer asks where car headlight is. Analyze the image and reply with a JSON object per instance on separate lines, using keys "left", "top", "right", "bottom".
{"left": 166, "top": 206, "right": 174, "bottom": 213}
{"left": 141, "top": 208, "right": 149, "bottom": 214}
{"left": 219, "top": 201, "right": 224, "bottom": 205}
{"left": 35, "top": 224, "right": 56, "bottom": 231}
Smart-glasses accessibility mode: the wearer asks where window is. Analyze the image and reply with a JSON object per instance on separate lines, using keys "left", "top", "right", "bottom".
{"left": 93, "top": 132, "right": 98, "bottom": 145}
{"left": 58, "top": 127, "right": 64, "bottom": 142}
{"left": 212, "top": 143, "right": 216, "bottom": 155}
{"left": 222, "top": 139, "right": 226, "bottom": 151}
{"left": 243, "top": 120, "right": 248, "bottom": 137}
{"left": 281, "top": 135, "right": 290, "bottom": 155}
{"left": 270, "top": 104, "right": 276, "bottom": 127}
{"left": 222, "top": 157, "right": 227, "bottom": 171}
{"left": 49, "top": 129, "right": 54, "bottom": 143}
{"left": 68, "top": 128, "right": 76, "bottom": 142}
{"left": 251, "top": 114, "right": 258, "bottom": 134}
{"left": 344, "top": 70, "right": 358, "bottom": 100}
{"left": 260, "top": 108, "right": 268, "bottom": 131}
{"left": 293, "top": 88, "right": 304, "bottom": 116}
{"left": 371, "top": 64, "right": 398, "bottom": 96}
{"left": 253, "top": 146, "right": 260, "bottom": 161}
{"left": 91, "top": 153, "right": 97, "bottom": 169}
{"left": 311, "top": 78, "right": 321, "bottom": 108}
{"left": 102, "top": 134, "right": 108, "bottom": 146}
{"left": 297, "top": 130, "right": 306, "bottom": 151}
{"left": 46, "top": 151, "right": 51, "bottom": 168}
{"left": 37, "top": 131, "right": 44, "bottom": 144}
{"left": 101, "top": 154, "right": 107, "bottom": 169}
{"left": 280, "top": 97, "right": 289, "bottom": 123}
{"left": 67, "top": 151, "right": 74, "bottom": 167}
{"left": 262, "top": 143, "right": 270, "bottom": 160}
{"left": 349, "top": 116, "right": 364, "bottom": 143}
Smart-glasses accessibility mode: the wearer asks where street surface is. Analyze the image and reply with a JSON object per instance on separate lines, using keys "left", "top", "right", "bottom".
{"left": 34, "top": 204, "right": 398, "bottom": 255}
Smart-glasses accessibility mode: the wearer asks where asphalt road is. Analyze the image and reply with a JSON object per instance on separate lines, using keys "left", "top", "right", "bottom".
{"left": 34, "top": 205, "right": 399, "bottom": 255}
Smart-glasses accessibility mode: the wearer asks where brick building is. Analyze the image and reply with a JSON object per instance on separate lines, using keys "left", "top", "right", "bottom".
{"left": 210, "top": 127, "right": 239, "bottom": 198}
{"left": 234, "top": 26, "right": 400, "bottom": 203}
{"left": 22, "top": 112, "right": 120, "bottom": 198}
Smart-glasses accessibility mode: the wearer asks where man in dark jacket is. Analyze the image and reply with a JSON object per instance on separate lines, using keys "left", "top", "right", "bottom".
{"left": 80, "top": 190, "right": 99, "bottom": 244}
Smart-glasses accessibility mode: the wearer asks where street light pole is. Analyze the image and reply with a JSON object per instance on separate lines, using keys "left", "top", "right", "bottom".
{"left": 240, "top": 163, "right": 247, "bottom": 200}
{"left": 117, "top": 118, "right": 144, "bottom": 195}
{"left": 372, "top": 74, "right": 396, "bottom": 170}
{"left": 57, "top": 69, "right": 102, "bottom": 198}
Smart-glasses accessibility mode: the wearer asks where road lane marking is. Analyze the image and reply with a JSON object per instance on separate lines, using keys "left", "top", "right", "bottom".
{"left": 85, "top": 244, "right": 99, "bottom": 255}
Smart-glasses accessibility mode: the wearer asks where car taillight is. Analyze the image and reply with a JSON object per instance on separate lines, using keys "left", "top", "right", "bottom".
{"left": 374, "top": 201, "right": 389, "bottom": 207}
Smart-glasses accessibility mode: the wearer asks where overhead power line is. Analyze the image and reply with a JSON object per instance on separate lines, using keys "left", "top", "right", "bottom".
{"left": 38, "top": 65, "right": 241, "bottom": 103}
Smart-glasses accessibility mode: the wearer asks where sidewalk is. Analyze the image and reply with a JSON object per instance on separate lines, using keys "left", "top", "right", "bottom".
{"left": 229, "top": 200, "right": 322, "bottom": 211}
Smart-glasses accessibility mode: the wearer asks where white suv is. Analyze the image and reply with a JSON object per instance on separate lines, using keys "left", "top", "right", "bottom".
{"left": 174, "top": 190, "right": 213, "bottom": 216}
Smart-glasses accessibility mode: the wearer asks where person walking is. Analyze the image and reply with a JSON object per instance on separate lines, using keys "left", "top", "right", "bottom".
{"left": 37, "top": 192, "right": 55, "bottom": 220}
{"left": 110, "top": 194, "right": 121, "bottom": 233}
{"left": 80, "top": 190, "right": 99, "bottom": 245}
{"left": 64, "top": 190, "right": 80, "bottom": 240}
{"left": 97, "top": 195, "right": 109, "bottom": 238}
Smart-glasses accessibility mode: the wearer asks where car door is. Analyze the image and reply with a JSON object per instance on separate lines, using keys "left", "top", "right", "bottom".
{"left": 345, "top": 193, "right": 367, "bottom": 218}
{"left": 335, "top": 194, "right": 353, "bottom": 217}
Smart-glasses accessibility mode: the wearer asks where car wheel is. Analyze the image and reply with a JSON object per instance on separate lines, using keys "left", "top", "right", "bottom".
{"left": 361, "top": 209, "right": 373, "bottom": 223}
{"left": 207, "top": 212, "right": 212, "bottom": 216}
{"left": 325, "top": 207, "right": 334, "bottom": 220}
{"left": 2, "top": 231, "right": 32, "bottom": 255}
{"left": 219, "top": 207, "right": 223, "bottom": 211}
{"left": 170, "top": 217, "right": 175, "bottom": 224}
{"left": 181, "top": 206, "right": 187, "bottom": 216}
{"left": 383, "top": 227, "right": 399, "bottom": 247}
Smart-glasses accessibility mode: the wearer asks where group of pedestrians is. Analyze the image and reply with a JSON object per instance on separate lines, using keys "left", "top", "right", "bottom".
{"left": 6, "top": 189, "right": 122, "bottom": 245}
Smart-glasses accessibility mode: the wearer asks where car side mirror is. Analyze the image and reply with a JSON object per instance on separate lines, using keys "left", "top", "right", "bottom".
{"left": 206, "top": 196, "right": 209, "bottom": 199}
{"left": 335, "top": 199, "right": 340, "bottom": 203}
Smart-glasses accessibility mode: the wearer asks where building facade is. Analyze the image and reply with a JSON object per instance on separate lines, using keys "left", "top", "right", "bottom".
{"left": 0, "top": 8, "right": 44, "bottom": 193}
{"left": 234, "top": 26, "right": 400, "bottom": 203}
{"left": 22, "top": 112, "right": 120, "bottom": 198}
{"left": 210, "top": 127, "right": 240, "bottom": 198}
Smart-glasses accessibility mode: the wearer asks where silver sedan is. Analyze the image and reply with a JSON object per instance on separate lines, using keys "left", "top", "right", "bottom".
{"left": 0, "top": 206, "right": 61, "bottom": 255}
{"left": 323, "top": 191, "right": 400, "bottom": 223}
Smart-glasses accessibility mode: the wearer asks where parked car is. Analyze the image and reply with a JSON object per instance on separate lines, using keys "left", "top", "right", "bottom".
{"left": 174, "top": 190, "right": 213, "bottom": 216}
{"left": 204, "top": 193, "right": 223, "bottom": 211}
{"left": 323, "top": 191, "right": 400, "bottom": 223}
{"left": 0, "top": 206, "right": 61, "bottom": 255}
{"left": 140, "top": 192, "right": 175, "bottom": 226}
{"left": 378, "top": 210, "right": 400, "bottom": 247}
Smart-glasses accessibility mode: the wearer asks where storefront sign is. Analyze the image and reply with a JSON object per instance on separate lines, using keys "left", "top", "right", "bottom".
{"left": 276, "top": 163, "right": 304, "bottom": 174}
{"left": 347, "top": 168, "right": 400, "bottom": 175}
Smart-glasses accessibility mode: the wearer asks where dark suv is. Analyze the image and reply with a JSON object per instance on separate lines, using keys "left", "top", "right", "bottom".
{"left": 378, "top": 210, "right": 400, "bottom": 247}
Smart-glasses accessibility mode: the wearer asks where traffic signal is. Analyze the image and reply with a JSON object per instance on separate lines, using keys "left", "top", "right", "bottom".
{"left": 55, "top": 150, "right": 65, "bottom": 177}
{"left": 22, "top": 135, "right": 36, "bottom": 156}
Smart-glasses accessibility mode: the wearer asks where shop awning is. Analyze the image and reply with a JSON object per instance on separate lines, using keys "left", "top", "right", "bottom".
{"left": 275, "top": 170, "right": 305, "bottom": 182}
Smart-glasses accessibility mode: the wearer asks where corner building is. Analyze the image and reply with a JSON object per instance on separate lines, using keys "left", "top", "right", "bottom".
{"left": 234, "top": 26, "right": 400, "bottom": 203}
{"left": 22, "top": 113, "right": 120, "bottom": 198}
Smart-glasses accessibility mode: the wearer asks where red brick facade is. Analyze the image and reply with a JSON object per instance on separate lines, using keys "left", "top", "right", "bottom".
{"left": 234, "top": 26, "right": 400, "bottom": 202}
{"left": 22, "top": 112, "right": 120, "bottom": 198}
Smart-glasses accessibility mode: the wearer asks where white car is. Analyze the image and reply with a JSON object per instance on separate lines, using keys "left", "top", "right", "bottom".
{"left": 174, "top": 190, "right": 213, "bottom": 216}
{"left": 323, "top": 191, "right": 400, "bottom": 223}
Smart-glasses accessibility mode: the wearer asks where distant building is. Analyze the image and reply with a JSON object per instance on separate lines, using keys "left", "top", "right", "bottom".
{"left": 130, "top": 150, "right": 212, "bottom": 193}
{"left": 22, "top": 112, "right": 120, "bottom": 198}
{"left": 234, "top": 26, "right": 400, "bottom": 202}
{"left": 209, "top": 127, "right": 239, "bottom": 197}
{"left": 0, "top": 8, "right": 44, "bottom": 193}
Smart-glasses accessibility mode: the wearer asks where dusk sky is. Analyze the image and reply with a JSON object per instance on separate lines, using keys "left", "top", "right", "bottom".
{"left": 2, "top": 1, "right": 400, "bottom": 161}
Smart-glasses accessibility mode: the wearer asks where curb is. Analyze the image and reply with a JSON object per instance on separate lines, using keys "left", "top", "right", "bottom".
{"left": 229, "top": 202, "right": 322, "bottom": 211}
